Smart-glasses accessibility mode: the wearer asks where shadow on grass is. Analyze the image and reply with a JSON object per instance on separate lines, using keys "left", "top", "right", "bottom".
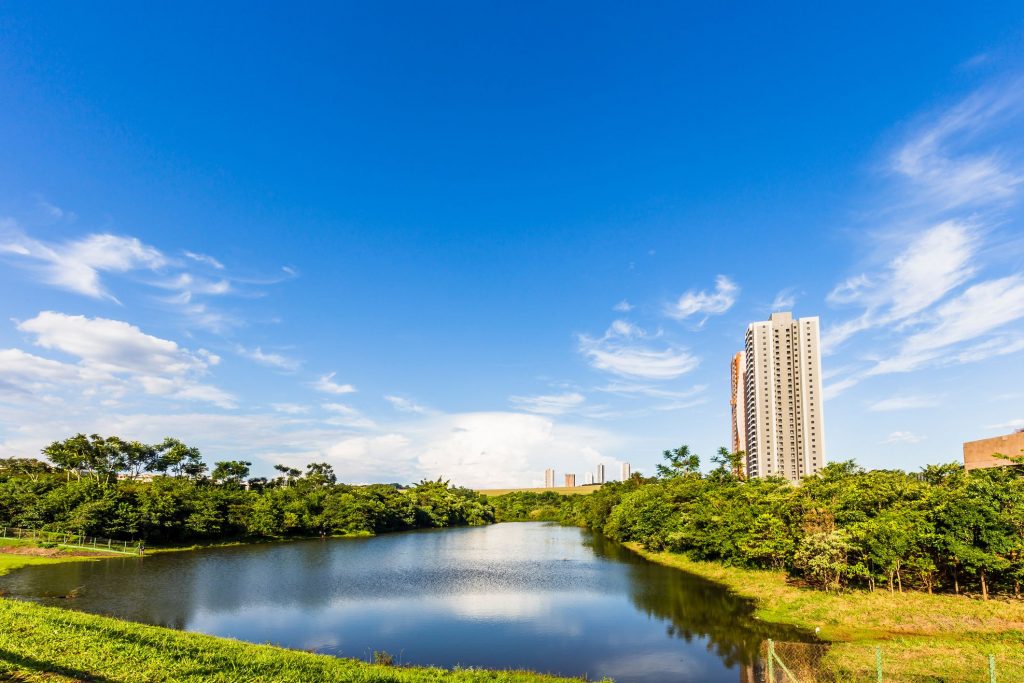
{"left": 0, "top": 647, "right": 118, "bottom": 683}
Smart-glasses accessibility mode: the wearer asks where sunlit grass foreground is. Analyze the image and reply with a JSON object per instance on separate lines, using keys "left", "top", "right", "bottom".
{"left": 0, "top": 599, "right": 598, "bottom": 683}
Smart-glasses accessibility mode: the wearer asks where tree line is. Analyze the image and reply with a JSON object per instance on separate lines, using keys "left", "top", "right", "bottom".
{"left": 0, "top": 434, "right": 494, "bottom": 544}
{"left": 498, "top": 446, "right": 1024, "bottom": 599}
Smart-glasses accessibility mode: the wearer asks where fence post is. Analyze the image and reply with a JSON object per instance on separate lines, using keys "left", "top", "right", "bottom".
{"left": 767, "top": 640, "right": 774, "bottom": 682}
{"left": 876, "top": 646, "right": 883, "bottom": 683}
{"left": 990, "top": 654, "right": 996, "bottom": 683}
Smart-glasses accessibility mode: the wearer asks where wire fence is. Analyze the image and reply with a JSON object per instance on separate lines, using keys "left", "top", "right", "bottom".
{"left": 761, "top": 640, "right": 1013, "bottom": 683}
{"left": 1, "top": 526, "right": 139, "bottom": 555}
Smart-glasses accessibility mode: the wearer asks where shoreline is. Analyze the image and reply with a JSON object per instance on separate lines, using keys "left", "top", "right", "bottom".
{"left": 622, "top": 542, "right": 1024, "bottom": 680}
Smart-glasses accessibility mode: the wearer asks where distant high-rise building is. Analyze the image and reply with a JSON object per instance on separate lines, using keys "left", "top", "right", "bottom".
{"left": 730, "top": 351, "right": 747, "bottom": 459}
{"left": 564, "top": 473, "right": 576, "bottom": 487}
{"left": 585, "top": 472, "right": 594, "bottom": 485}
{"left": 621, "top": 462, "right": 631, "bottom": 481}
{"left": 740, "top": 312, "right": 825, "bottom": 484}
{"left": 544, "top": 468, "right": 554, "bottom": 488}
{"left": 596, "top": 464, "right": 605, "bottom": 484}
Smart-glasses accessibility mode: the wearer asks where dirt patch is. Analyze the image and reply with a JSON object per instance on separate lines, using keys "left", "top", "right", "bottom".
{"left": 0, "top": 546, "right": 108, "bottom": 558}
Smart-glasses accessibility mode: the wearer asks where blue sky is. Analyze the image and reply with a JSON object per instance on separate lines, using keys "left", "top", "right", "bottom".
{"left": 1, "top": 3, "right": 1023, "bottom": 486}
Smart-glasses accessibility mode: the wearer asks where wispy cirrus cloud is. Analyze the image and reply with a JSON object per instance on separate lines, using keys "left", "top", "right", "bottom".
{"left": 868, "top": 394, "right": 943, "bottom": 412}
{"left": 0, "top": 230, "right": 166, "bottom": 302}
{"left": 578, "top": 320, "right": 699, "bottom": 380}
{"left": 509, "top": 392, "right": 586, "bottom": 415}
{"left": 892, "top": 78, "right": 1024, "bottom": 210}
{"left": 824, "top": 221, "right": 978, "bottom": 351}
{"left": 384, "top": 395, "right": 431, "bottom": 414}
{"left": 824, "top": 77, "right": 1024, "bottom": 397}
{"left": 664, "top": 275, "right": 738, "bottom": 321}
{"left": 770, "top": 288, "right": 798, "bottom": 312}
{"left": 236, "top": 345, "right": 302, "bottom": 372}
{"left": 321, "top": 403, "right": 377, "bottom": 429}
{"left": 881, "top": 431, "right": 926, "bottom": 444}
{"left": 311, "top": 372, "right": 357, "bottom": 394}
{"left": 183, "top": 251, "right": 225, "bottom": 270}
{"left": 0, "top": 220, "right": 294, "bottom": 334}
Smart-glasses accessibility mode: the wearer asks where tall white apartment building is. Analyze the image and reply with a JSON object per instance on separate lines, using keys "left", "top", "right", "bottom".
{"left": 544, "top": 468, "right": 555, "bottom": 488}
{"left": 621, "top": 462, "right": 631, "bottom": 481}
{"left": 741, "top": 312, "right": 825, "bottom": 483}
{"left": 596, "top": 464, "right": 605, "bottom": 484}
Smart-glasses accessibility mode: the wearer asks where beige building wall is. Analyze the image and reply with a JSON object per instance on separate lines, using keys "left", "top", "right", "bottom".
{"left": 743, "top": 312, "right": 825, "bottom": 484}
{"left": 963, "top": 432, "right": 1024, "bottom": 471}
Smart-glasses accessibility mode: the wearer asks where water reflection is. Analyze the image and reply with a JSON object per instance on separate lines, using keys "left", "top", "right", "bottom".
{"left": 0, "top": 523, "right": 813, "bottom": 683}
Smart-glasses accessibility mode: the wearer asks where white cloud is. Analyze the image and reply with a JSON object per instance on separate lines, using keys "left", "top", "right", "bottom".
{"left": 311, "top": 372, "right": 357, "bottom": 394}
{"left": 321, "top": 403, "right": 377, "bottom": 429}
{"left": 770, "top": 288, "right": 797, "bottom": 311}
{"left": 612, "top": 300, "right": 633, "bottom": 313}
{"left": 578, "top": 321, "right": 699, "bottom": 380}
{"left": 664, "top": 275, "right": 738, "bottom": 320}
{"left": 509, "top": 392, "right": 585, "bottom": 415}
{"left": 881, "top": 431, "right": 926, "bottom": 444}
{"left": 270, "top": 403, "right": 309, "bottom": 415}
{"left": 236, "top": 345, "right": 301, "bottom": 372}
{"left": 183, "top": 251, "right": 225, "bottom": 270}
{"left": 0, "top": 231, "right": 166, "bottom": 301}
{"left": 10, "top": 311, "right": 234, "bottom": 408}
{"left": 0, "top": 348, "right": 90, "bottom": 393}
{"left": 868, "top": 395, "right": 942, "bottom": 412}
{"left": 892, "top": 80, "right": 1024, "bottom": 210}
{"left": 986, "top": 418, "right": 1024, "bottom": 432}
{"left": 822, "top": 377, "right": 859, "bottom": 400}
{"left": 159, "top": 273, "right": 232, "bottom": 296}
{"left": 384, "top": 395, "right": 430, "bottom": 414}
{"left": 824, "top": 221, "right": 977, "bottom": 350}
{"left": 866, "top": 275, "right": 1024, "bottom": 376}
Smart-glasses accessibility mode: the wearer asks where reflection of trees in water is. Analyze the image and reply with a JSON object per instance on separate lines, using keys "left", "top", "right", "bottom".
{"left": 585, "top": 532, "right": 815, "bottom": 668}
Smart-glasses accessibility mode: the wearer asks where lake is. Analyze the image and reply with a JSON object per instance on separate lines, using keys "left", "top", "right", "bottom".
{"left": 0, "top": 522, "right": 813, "bottom": 682}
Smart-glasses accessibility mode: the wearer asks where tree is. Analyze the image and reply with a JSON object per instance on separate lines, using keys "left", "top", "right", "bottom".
{"left": 304, "top": 462, "right": 337, "bottom": 485}
{"left": 794, "top": 529, "right": 857, "bottom": 591}
{"left": 212, "top": 461, "right": 252, "bottom": 486}
{"left": 123, "top": 441, "right": 158, "bottom": 480}
{"left": 155, "top": 438, "right": 206, "bottom": 479}
{"left": 274, "top": 464, "right": 302, "bottom": 486}
{"left": 739, "top": 513, "right": 794, "bottom": 569}
{"left": 657, "top": 445, "right": 700, "bottom": 479}
{"left": 711, "top": 447, "right": 746, "bottom": 480}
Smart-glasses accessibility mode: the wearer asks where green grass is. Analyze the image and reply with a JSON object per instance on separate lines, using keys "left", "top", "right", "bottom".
{"left": 0, "top": 538, "right": 103, "bottom": 576}
{"left": 627, "top": 543, "right": 1024, "bottom": 681}
{"left": 0, "top": 599, "right": 600, "bottom": 683}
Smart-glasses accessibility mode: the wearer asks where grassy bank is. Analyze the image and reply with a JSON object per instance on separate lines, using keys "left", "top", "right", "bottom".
{"left": 0, "top": 599, "right": 598, "bottom": 683}
{"left": 477, "top": 486, "right": 599, "bottom": 496}
{"left": 0, "top": 537, "right": 104, "bottom": 576}
{"left": 627, "top": 543, "right": 1024, "bottom": 681}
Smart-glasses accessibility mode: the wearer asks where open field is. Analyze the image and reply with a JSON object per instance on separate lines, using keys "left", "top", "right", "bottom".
{"left": 476, "top": 485, "right": 599, "bottom": 496}
{"left": 628, "top": 543, "right": 1024, "bottom": 681}
{"left": 0, "top": 598, "right": 596, "bottom": 683}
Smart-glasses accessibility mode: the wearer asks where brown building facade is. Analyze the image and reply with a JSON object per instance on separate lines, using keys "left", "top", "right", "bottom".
{"left": 963, "top": 431, "right": 1024, "bottom": 471}
{"left": 564, "top": 473, "right": 576, "bottom": 487}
